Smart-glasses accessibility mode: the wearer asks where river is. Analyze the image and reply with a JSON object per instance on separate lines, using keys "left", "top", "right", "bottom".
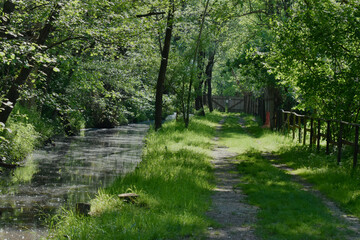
{"left": 0, "top": 124, "right": 149, "bottom": 239}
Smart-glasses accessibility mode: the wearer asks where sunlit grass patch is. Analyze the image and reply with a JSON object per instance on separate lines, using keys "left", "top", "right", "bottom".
{"left": 219, "top": 113, "right": 291, "bottom": 154}
{"left": 277, "top": 145, "right": 360, "bottom": 219}
{"left": 48, "top": 112, "right": 223, "bottom": 239}
{"left": 236, "top": 151, "right": 353, "bottom": 240}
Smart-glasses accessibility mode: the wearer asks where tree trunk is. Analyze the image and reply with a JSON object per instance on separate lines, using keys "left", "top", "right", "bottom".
{"left": 185, "top": 0, "right": 210, "bottom": 128}
{"left": 205, "top": 50, "right": 215, "bottom": 112}
{"left": 0, "top": 4, "right": 61, "bottom": 124}
{"left": 154, "top": 2, "right": 174, "bottom": 131}
{"left": 195, "top": 51, "right": 205, "bottom": 116}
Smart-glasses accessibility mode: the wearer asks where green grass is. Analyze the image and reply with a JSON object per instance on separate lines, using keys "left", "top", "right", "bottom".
{"left": 48, "top": 112, "right": 223, "bottom": 240}
{"left": 277, "top": 145, "right": 360, "bottom": 219}
{"left": 219, "top": 113, "right": 356, "bottom": 239}
{"left": 236, "top": 151, "right": 351, "bottom": 240}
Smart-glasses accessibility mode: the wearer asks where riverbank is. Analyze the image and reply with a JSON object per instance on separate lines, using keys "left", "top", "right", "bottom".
{"left": 48, "top": 113, "right": 223, "bottom": 239}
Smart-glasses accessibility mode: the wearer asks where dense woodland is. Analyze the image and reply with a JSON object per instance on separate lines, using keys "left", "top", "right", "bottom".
{"left": 0, "top": 0, "right": 359, "bottom": 163}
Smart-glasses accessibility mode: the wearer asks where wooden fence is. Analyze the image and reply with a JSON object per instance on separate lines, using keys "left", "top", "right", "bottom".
{"left": 277, "top": 110, "right": 360, "bottom": 169}
{"left": 211, "top": 96, "right": 245, "bottom": 113}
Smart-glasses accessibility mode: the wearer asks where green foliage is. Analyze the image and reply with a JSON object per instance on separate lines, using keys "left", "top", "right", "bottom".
{"left": 0, "top": 103, "right": 62, "bottom": 163}
{"left": 268, "top": 0, "right": 360, "bottom": 120}
{"left": 2, "top": 121, "right": 39, "bottom": 162}
{"left": 48, "top": 112, "right": 223, "bottom": 239}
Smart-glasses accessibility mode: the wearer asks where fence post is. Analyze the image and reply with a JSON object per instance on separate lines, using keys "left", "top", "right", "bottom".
{"left": 287, "top": 113, "right": 290, "bottom": 134}
{"left": 317, "top": 119, "right": 321, "bottom": 152}
{"left": 310, "top": 118, "right": 314, "bottom": 147}
{"left": 298, "top": 115, "right": 302, "bottom": 143}
{"left": 337, "top": 122, "right": 343, "bottom": 164}
{"left": 292, "top": 113, "right": 296, "bottom": 140}
{"left": 353, "top": 125, "right": 359, "bottom": 169}
{"left": 303, "top": 117, "right": 307, "bottom": 145}
{"left": 326, "top": 120, "right": 331, "bottom": 155}
{"left": 281, "top": 110, "right": 284, "bottom": 132}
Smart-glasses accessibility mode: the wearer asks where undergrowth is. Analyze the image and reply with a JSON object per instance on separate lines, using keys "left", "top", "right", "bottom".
{"left": 0, "top": 104, "right": 63, "bottom": 163}
{"left": 48, "top": 112, "right": 223, "bottom": 239}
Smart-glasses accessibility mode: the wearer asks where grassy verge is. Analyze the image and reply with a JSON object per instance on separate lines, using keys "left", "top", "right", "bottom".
{"left": 219, "top": 113, "right": 355, "bottom": 239}
{"left": 48, "top": 112, "right": 223, "bottom": 239}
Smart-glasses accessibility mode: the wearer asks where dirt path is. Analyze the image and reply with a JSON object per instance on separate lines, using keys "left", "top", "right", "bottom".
{"left": 206, "top": 119, "right": 258, "bottom": 240}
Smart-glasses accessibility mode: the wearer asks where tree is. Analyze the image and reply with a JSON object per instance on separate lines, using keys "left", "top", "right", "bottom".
{"left": 268, "top": 0, "right": 360, "bottom": 122}
{"left": 154, "top": 0, "right": 175, "bottom": 131}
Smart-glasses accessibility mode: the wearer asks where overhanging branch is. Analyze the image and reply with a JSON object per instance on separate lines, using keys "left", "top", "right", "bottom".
{"left": 136, "top": 12, "right": 166, "bottom": 18}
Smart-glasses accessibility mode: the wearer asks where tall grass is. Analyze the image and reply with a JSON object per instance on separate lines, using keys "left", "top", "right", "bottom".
{"left": 48, "top": 113, "right": 223, "bottom": 239}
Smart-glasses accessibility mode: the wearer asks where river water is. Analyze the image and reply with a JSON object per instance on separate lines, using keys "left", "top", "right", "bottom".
{"left": 0, "top": 124, "right": 149, "bottom": 239}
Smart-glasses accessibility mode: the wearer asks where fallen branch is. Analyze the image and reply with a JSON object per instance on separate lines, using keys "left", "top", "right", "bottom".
{"left": 0, "top": 161, "right": 20, "bottom": 169}
{"left": 0, "top": 158, "right": 20, "bottom": 169}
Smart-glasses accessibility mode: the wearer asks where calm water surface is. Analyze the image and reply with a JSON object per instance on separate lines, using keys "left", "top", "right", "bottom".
{"left": 0, "top": 124, "right": 149, "bottom": 239}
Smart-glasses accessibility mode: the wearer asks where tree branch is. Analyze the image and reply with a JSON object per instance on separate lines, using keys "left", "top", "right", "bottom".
{"left": 46, "top": 36, "right": 89, "bottom": 50}
{"left": 136, "top": 12, "right": 166, "bottom": 18}
{"left": 232, "top": 10, "right": 267, "bottom": 18}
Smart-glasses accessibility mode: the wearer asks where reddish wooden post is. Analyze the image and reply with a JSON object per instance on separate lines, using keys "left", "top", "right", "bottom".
{"left": 317, "top": 119, "right": 321, "bottom": 152}
{"left": 326, "top": 120, "right": 331, "bottom": 155}
{"left": 353, "top": 125, "right": 359, "bottom": 169}
{"left": 337, "top": 122, "right": 343, "bottom": 164}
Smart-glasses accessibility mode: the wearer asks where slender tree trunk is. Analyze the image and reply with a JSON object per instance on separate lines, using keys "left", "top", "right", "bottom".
{"left": 0, "top": 4, "right": 61, "bottom": 124}
{"left": 154, "top": 1, "right": 174, "bottom": 131}
{"left": 195, "top": 51, "right": 205, "bottom": 116}
{"left": 205, "top": 50, "right": 215, "bottom": 112}
{"left": 203, "top": 79, "right": 207, "bottom": 105}
{"left": 185, "top": 0, "right": 210, "bottom": 128}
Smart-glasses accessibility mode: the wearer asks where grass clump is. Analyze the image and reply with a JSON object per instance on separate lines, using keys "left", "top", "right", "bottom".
{"left": 48, "top": 112, "right": 223, "bottom": 239}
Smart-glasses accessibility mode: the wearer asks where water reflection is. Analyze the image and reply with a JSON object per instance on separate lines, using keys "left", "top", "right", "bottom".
{"left": 0, "top": 124, "right": 149, "bottom": 239}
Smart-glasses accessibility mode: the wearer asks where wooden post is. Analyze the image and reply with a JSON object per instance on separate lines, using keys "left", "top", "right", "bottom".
{"left": 282, "top": 111, "right": 285, "bottom": 133}
{"left": 298, "top": 116, "right": 302, "bottom": 143}
{"left": 303, "top": 117, "right": 307, "bottom": 145}
{"left": 326, "top": 120, "right": 331, "bottom": 155}
{"left": 310, "top": 118, "right": 314, "bottom": 147}
{"left": 337, "top": 122, "right": 343, "bottom": 164}
{"left": 292, "top": 113, "right": 296, "bottom": 140}
{"left": 317, "top": 119, "right": 321, "bottom": 152}
{"left": 353, "top": 125, "right": 359, "bottom": 169}
{"left": 287, "top": 113, "right": 290, "bottom": 134}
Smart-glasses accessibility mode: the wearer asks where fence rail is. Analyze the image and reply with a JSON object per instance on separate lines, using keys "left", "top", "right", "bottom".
{"left": 276, "top": 110, "right": 360, "bottom": 169}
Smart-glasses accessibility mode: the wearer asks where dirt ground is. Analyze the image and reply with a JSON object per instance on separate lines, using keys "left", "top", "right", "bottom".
{"left": 206, "top": 119, "right": 259, "bottom": 240}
